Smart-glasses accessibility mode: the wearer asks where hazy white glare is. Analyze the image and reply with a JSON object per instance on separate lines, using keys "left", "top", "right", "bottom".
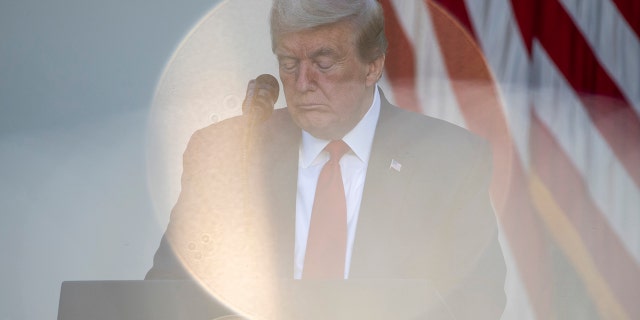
{"left": 148, "top": 0, "right": 278, "bottom": 226}
{"left": 147, "top": 0, "right": 281, "bottom": 317}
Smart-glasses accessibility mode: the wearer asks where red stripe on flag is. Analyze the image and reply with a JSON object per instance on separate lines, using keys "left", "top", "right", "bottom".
{"left": 431, "top": 0, "right": 478, "bottom": 39}
{"left": 530, "top": 114, "right": 640, "bottom": 319}
{"left": 611, "top": 0, "right": 640, "bottom": 37}
{"left": 509, "top": 0, "right": 537, "bottom": 55}
{"left": 426, "top": 1, "right": 554, "bottom": 318}
{"left": 511, "top": 0, "right": 640, "bottom": 189}
{"left": 380, "top": 0, "right": 421, "bottom": 113}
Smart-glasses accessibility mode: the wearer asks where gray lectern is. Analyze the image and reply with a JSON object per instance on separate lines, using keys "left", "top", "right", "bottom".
{"left": 58, "top": 280, "right": 455, "bottom": 319}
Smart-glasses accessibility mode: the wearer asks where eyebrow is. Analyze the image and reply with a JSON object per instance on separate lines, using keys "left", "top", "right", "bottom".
{"left": 310, "top": 47, "right": 339, "bottom": 59}
{"left": 275, "top": 46, "right": 341, "bottom": 60}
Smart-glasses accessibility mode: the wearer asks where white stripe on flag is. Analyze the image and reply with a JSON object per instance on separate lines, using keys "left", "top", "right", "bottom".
{"left": 464, "top": 0, "right": 535, "bottom": 169}
{"left": 390, "top": 0, "right": 467, "bottom": 128}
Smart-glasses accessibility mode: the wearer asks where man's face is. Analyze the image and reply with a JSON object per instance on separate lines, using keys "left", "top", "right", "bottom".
{"left": 274, "top": 21, "right": 384, "bottom": 140}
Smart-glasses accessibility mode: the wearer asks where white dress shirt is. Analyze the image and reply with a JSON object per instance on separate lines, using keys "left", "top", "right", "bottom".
{"left": 294, "top": 87, "right": 381, "bottom": 279}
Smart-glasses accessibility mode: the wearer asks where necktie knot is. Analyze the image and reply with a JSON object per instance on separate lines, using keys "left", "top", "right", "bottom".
{"left": 325, "top": 140, "right": 350, "bottom": 163}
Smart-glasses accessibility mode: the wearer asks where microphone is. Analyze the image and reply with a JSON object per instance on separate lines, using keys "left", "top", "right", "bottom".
{"left": 242, "top": 74, "right": 279, "bottom": 123}
{"left": 240, "top": 75, "right": 279, "bottom": 208}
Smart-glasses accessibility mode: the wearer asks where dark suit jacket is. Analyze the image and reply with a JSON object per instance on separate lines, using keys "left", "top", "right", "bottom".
{"left": 147, "top": 93, "right": 506, "bottom": 319}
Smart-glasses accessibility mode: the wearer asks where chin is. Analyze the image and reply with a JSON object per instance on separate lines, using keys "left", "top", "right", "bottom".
{"left": 307, "top": 126, "right": 347, "bottom": 141}
{"left": 298, "top": 123, "right": 333, "bottom": 140}
{"left": 291, "top": 113, "right": 347, "bottom": 140}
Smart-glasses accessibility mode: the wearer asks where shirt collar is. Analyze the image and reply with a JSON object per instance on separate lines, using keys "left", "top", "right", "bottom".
{"left": 300, "top": 86, "right": 381, "bottom": 167}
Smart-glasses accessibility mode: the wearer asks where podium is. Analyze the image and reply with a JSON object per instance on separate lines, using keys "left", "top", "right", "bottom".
{"left": 57, "top": 280, "right": 235, "bottom": 320}
{"left": 58, "top": 280, "right": 455, "bottom": 319}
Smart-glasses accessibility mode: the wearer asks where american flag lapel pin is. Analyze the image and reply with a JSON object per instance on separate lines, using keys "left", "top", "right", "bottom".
{"left": 390, "top": 159, "right": 402, "bottom": 172}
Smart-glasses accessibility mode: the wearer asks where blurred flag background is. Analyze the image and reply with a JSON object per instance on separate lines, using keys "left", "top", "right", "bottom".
{"left": 378, "top": 1, "right": 639, "bottom": 319}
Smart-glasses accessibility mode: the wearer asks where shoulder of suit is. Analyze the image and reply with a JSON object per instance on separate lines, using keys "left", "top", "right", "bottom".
{"left": 381, "top": 103, "right": 490, "bottom": 158}
{"left": 188, "top": 115, "right": 246, "bottom": 148}
{"left": 186, "top": 108, "right": 298, "bottom": 155}
{"left": 191, "top": 107, "right": 292, "bottom": 137}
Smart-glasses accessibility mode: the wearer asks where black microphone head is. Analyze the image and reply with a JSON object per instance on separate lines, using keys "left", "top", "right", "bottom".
{"left": 243, "top": 74, "right": 279, "bottom": 123}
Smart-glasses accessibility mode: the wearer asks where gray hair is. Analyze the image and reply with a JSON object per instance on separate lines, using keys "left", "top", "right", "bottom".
{"left": 270, "top": 0, "right": 388, "bottom": 62}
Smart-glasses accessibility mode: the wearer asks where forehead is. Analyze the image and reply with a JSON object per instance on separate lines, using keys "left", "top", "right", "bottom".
{"left": 274, "top": 21, "right": 357, "bottom": 56}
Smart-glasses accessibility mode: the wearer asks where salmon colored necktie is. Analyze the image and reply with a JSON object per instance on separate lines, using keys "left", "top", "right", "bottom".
{"left": 303, "top": 140, "right": 350, "bottom": 279}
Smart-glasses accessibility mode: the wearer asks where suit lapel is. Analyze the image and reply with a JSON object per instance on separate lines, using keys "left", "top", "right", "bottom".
{"left": 349, "top": 98, "right": 418, "bottom": 277}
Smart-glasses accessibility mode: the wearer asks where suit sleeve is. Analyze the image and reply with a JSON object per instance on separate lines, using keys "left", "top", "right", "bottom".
{"left": 144, "top": 117, "right": 257, "bottom": 281}
{"left": 144, "top": 129, "right": 209, "bottom": 280}
{"left": 145, "top": 233, "right": 192, "bottom": 280}
{"left": 438, "top": 139, "right": 506, "bottom": 320}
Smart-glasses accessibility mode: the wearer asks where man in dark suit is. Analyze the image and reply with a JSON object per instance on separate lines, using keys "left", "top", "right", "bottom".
{"left": 147, "top": 0, "right": 505, "bottom": 318}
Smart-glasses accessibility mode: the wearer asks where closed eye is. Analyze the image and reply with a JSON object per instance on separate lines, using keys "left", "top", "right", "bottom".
{"left": 316, "top": 60, "right": 334, "bottom": 71}
{"left": 278, "top": 58, "right": 298, "bottom": 73}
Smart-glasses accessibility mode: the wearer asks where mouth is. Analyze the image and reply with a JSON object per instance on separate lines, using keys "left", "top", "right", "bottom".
{"left": 295, "top": 103, "right": 325, "bottom": 111}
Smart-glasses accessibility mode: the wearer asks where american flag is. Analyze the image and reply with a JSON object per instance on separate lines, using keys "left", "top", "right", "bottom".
{"left": 377, "top": 1, "right": 640, "bottom": 319}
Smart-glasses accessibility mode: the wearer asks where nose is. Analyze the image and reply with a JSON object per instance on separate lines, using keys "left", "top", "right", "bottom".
{"left": 295, "top": 61, "right": 316, "bottom": 92}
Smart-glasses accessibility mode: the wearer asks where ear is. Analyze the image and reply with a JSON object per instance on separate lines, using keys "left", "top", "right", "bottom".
{"left": 365, "top": 54, "right": 386, "bottom": 87}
